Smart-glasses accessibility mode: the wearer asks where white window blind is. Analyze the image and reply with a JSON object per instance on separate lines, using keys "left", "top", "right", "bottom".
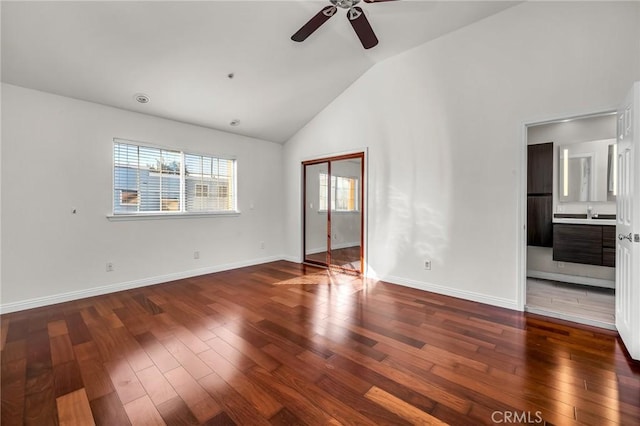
{"left": 184, "top": 153, "right": 235, "bottom": 212}
{"left": 113, "top": 140, "right": 236, "bottom": 215}
{"left": 319, "top": 173, "right": 359, "bottom": 212}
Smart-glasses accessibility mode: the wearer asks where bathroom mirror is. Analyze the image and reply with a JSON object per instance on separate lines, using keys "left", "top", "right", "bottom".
{"left": 558, "top": 138, "right": 615, "bottom": 202}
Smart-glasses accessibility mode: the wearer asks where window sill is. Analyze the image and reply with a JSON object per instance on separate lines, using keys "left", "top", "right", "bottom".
{"left": 107, "top": 211, "right": 241, "bottom": 221}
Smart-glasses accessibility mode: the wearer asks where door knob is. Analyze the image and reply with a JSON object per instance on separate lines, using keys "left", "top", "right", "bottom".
{"left": 619, "top": 233, "right": 632, "bottom": 242}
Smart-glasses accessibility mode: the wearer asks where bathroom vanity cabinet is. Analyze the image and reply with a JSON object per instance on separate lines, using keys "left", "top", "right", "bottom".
{"left": 553, "top": 223, "right": 616, "bottom": 267}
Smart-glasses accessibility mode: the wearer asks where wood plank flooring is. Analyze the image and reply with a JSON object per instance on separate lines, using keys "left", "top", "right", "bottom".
{"left": 305, "top": 246, "right": 361, "bottom": 271}
{"left": 2, "top": 261, "right": 640, "bottom": 425}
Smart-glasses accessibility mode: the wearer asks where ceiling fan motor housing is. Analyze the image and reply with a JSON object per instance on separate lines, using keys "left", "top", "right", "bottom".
{"left": 330, "top": 0, "right": 361, "bottom": 9}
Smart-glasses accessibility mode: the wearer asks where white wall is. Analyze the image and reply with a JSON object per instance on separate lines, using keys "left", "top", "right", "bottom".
{"left": 283, "top": 1, "right": 640, "bottom": 309}
{"left": 1, "top": 83, "right": 284, "bottom": 312}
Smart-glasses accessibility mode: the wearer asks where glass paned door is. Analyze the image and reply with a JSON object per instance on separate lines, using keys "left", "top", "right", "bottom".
{"left": 304, "top": 162, "right": 329, "bottom": 266}
{"left": 303, "top": 153, "right": 364, "bottom": 273}
{"left": 329, "top": 157, "right": 362, "bottom": 272}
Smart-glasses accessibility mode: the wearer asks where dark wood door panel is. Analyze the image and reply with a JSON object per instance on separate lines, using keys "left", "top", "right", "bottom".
{"left": 527, "top": 195, "right": 552, "bottom": 247}
{"left": 527, "top": 142, "right": 553, "bottom": 194}
{"left": 603, "top": 248, "right": 616, "bottom": 267}
{"left": 553, "top": 224, "right": 602, "bottom": 266}
{"left": 602, "top": 225, "right": 616, "bottom": 248}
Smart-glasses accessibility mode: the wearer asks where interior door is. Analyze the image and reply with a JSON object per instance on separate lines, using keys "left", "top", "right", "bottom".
{"left": 304, "top": 162, "right": 329, "bottom": 266}
{"left": 616, "top": 82, "right": 640, "bottom": 360}
{"left": 329, "top": 157, "right": 363, "bottom": 272}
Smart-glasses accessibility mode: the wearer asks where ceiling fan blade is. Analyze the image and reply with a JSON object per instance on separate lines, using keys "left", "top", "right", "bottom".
{"left": 347, "top": 7, "right": 378, "bottom": 49}
{"left": 291, "top": 6, "right": 337, "bottom": 42}
{"left": 362, "top": 0, "right": 398, "bottom": 3}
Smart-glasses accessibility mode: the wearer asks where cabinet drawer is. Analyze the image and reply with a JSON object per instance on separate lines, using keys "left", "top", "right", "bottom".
{"left": 602, "top": 225, "right": 616, "bottom": 248}
{"left": 553, "top": 224, "right": 602, "bottom": 266}
{"left": 603, "top": 248, "right": 616, "bottom": 267}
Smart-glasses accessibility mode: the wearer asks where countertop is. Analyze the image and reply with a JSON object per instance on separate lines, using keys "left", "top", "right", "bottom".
{"left": 552, "top": 218, "right": 616, "bottom": 226}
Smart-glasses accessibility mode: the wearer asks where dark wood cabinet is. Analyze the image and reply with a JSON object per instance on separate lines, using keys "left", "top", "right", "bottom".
{"left": 602, "top": 225, "right": 616, "bottom": 267}
{"left": 527, "top": 142, "right": 554, "bottom": 195}
{"left": 527, "top": 195, "right": 552, "bottom": 247}
{"left": 602, "top": 225, "right": 616, "bottom": 248}
{"left": 603, "top": 249, "right": 616, "bottom": 267}
{"left": 527, "top": 142, "right": 553, "bottom": 247}
{"left": 553, "top": 224, "right": 616, "bottom": 267}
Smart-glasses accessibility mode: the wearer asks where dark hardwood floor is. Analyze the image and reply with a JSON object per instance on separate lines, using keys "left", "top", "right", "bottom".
{"left": 305, "top": 246, "right": 361, "bottom": 270}
{"left": 2, "top": 261, "right": 639, "bottom": 425}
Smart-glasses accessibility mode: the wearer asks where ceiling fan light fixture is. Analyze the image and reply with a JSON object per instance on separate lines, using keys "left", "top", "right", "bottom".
{"left": 134, "top": 93, "right": 150, "bottom": 104}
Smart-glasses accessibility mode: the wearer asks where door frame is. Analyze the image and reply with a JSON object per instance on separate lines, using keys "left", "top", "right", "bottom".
{"left": 518, "top": 109, "right": 616, "bottom": 311}
{"left": 302, "top": 151, "right": 366, "bottom": 274}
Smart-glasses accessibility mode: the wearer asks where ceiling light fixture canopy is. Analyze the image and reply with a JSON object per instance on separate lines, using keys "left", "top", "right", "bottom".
{"left": 331, "top": 0, "right": 360, "bottom": 9}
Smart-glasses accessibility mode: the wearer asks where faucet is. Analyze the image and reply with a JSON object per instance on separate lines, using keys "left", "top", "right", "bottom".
{"left": 587, "top": 205, "right": 593, "bottom": 219}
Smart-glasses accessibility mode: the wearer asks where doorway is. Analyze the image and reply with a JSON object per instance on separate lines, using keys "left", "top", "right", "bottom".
{"left": 524, "top": 112, "right": 617, "bottom": 329}
{"left": 303, "top": 153, "right": 364, "bottom": 274}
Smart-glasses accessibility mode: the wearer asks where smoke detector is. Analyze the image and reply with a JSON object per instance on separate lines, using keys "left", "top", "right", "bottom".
{"left": 134, "top": 93, "right": 150, "bottom": 104}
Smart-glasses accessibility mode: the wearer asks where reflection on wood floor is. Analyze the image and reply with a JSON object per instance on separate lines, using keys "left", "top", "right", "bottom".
{"left": 305, "top": 246, "right": 361, "bottom": 271}
{"left": 2, "top": 261, "right": 639, "bottom": 425}
{"left": 526, "top": 278, "right": 615, "bottom": 329}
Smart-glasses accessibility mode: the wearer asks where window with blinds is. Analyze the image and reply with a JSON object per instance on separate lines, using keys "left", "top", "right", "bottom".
{"left": 113, "top": 140, "right": 236, "bottom": 215}
{"left": 319, "top": 173, "right": 359, "bottom": 212}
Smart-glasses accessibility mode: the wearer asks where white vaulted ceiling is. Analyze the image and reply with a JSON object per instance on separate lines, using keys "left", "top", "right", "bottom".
{"left": 1, "top": 1, "right": 518, "bottom": 143}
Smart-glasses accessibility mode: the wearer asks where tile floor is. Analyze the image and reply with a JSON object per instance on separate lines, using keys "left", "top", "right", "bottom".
{"left": 526, "top": 278, "right": 615, "bottom": 329}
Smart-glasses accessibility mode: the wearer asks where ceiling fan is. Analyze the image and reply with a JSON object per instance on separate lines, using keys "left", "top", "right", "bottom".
{"left": 291, "top": 0, "right": 397, "bottom": 49}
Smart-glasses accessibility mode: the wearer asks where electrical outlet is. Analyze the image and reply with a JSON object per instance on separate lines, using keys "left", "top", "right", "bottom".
{"left": 558, "top": 261, "right": 565, "bottom": 269}
{"left": 424, "top": 260, "right": 432, "bottom": 270}
{"left": 260, "top": 241, "right": 265, "bottom": 249}
{"left": 106, "top": 262, "right": 114, "bottom": 272}
{"left": 193, "top": 251, "right": 200, "bottom": 260}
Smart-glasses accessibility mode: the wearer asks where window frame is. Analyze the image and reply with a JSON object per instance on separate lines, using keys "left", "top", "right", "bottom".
{"left": 109, "top": 138, "right": 239, "bottom": 221}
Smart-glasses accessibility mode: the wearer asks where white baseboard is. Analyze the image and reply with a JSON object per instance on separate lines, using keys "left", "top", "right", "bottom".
{"left": 2, "top": 257, "right": 521, "bottom": 315}
{"left": 306, "top": 242, "right": 359, "bottom": 255}
{"left": 380, "top": 274, "right": 519, "bottom": 311}
{"left": 280, "top": 255, "right": 302, "bottom": 263}
{"left": 0, "top": 255, "right": 285, "bottom": 314}
{"left": 527, "top": 270, "right": 615, "bottom": 289}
